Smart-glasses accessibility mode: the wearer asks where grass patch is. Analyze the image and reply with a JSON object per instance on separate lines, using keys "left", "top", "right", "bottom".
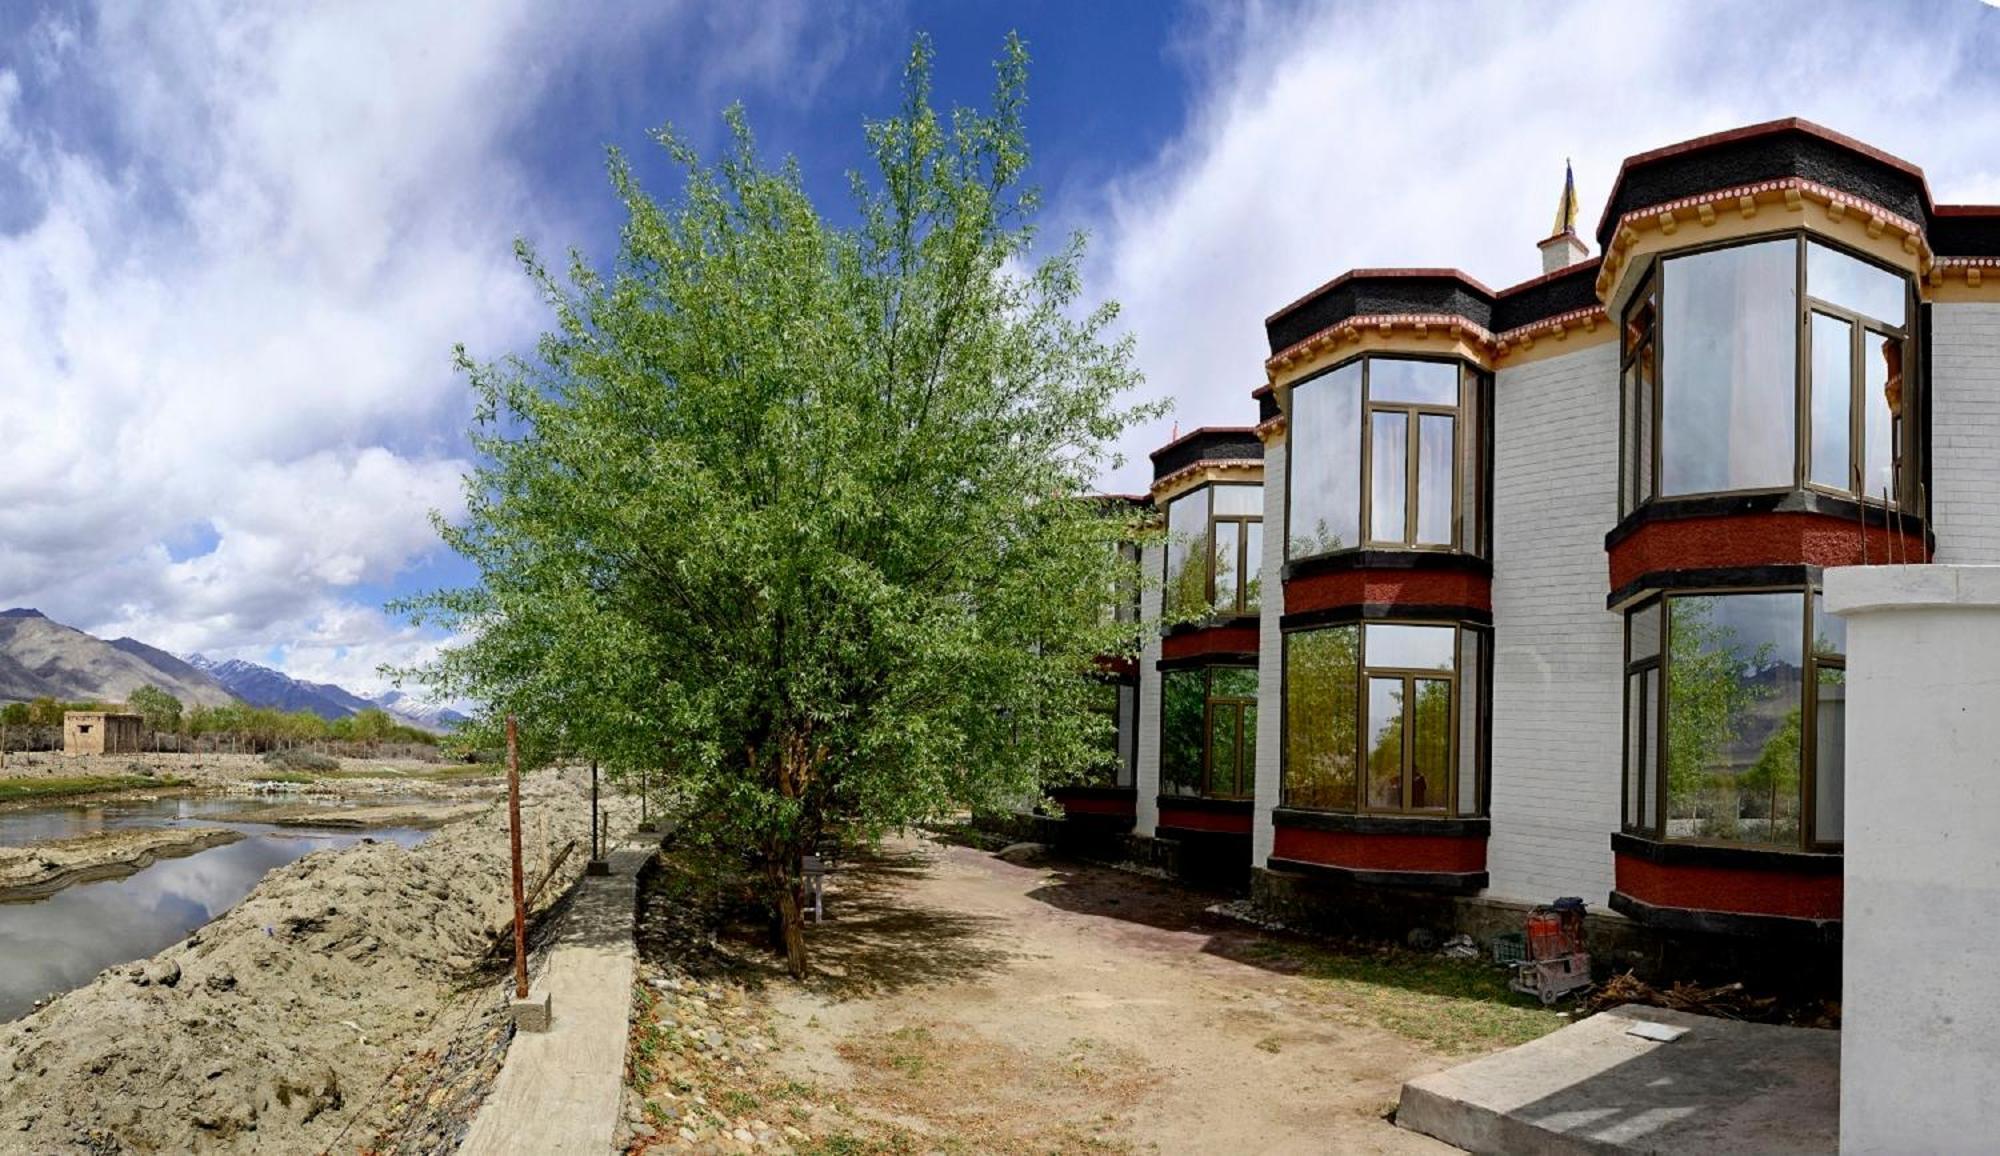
{"left": 1237, "top": 938, "right": 1566, "bottom": 1054}
{"left": 0, "top": 775, "right": 185, "bottom": 803}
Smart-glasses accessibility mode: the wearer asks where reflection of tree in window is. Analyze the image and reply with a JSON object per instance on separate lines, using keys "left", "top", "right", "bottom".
{"left": 1282, "top": 627, "right": 1357, "bottom": 809}
{"left": 1160, "top": 671, "right": 1206, "bottom": 794}
{"left": 1664, "top": 594, "right": 1801, "bottom": 845}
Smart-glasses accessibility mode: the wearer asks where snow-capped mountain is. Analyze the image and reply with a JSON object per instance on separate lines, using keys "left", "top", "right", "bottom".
{"left": 186, "top": 655, "right": 465, "bottom": 733}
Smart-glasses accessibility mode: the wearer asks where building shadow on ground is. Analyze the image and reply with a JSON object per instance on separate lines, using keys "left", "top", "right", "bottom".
{"left": 794, "top": 844, "right": 1018, "bottom": 998}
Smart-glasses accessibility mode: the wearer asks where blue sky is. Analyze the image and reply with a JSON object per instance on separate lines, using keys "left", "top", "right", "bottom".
{"left": 1, "top": 1, "right": 1997, "bottom": 695}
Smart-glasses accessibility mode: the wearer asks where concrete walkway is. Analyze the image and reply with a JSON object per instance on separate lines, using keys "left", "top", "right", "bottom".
{"left": 458, "top": 842, "right": 654, "bottom": 1156}
{"left": 1397, "top": 1005, "right": 1839, "bottom": 1154}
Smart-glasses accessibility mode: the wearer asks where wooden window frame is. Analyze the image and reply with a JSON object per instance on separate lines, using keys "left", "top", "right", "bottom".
{"left": 1161, "top": 483, "right": 1262, "bottom": 620}
{"left": 1620, "top": 232, "right": 1920, "bottom": 516}
{"left": 1620, "top": 586, "right": 1844, "bottom": 851}
{"left": 1284, "top": 355, "right": 1488, "bottom": 561}
{"left": 1277, "top": 619, "right": 1488, "bottom": 817}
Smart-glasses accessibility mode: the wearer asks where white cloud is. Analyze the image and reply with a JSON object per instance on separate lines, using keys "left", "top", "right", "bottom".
{"left": 0, "top": 0, "right": 851, "bottom": 690}
{"left": 1085, "top": 0, "right": 2000, "bottom": 491}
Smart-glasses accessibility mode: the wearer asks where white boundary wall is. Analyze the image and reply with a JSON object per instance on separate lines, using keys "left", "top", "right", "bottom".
{"left": 1826, "top": 565, "right": 2000, "bottom": 1154}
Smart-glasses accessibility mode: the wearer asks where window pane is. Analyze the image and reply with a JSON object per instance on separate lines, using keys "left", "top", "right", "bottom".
{"left": 1370, "top": 412, "right": 1408, "bottom": 542}
{"left": 1242, "top": 703, "right": 1258, "bottom": 797}
{"left": 1417, "top": 414, "right": 1455, "bottom": 545}
{"left": 1808, "top": 240, "right": 1907, "bottom": 327}
{"left": 1366, "top": 677, "right": 1405, "bottom": 809}
{"left": 1160, "top": 670, "right": 1206, "bottom": 795}
{"left": 1369, "top": 358, "right": 1459, "bottom": 405}
{"left": 1209, "top": 705, "right": 1239, "bottom": 797}
{"left": 1461, "top": 372, "right": 1481, "bottom": 553}
{"left": 1813, "top": 591, "right": 1846, "bottom": 657}
{"left": 1242, "top": 522, "right": 1263, "bottom": 613}
{"left": 1212, "top": 484, "right": 1262, "bottom": 517}
{"left": 1664, "top": 593, "right": 1805, "bottom": 845}
{"left": 1623, "top": 360, "right": 1641, "bottom": 514}
{"left": 1284, "top": 628, "right": 1359, "bottom": 810}
{"left": 1288, "top": 362, "right": 1362, "bottom": 557}
{"left": 1164, "top": 488, "right": 1211, "bottom": 616}
{"left": 1089, "top": 681, "right": 1122, "bottom": 784}
{"left": 1213, "top": 521, "right": 1240, "bottom": 614}
{"left": 1809, "top": 312, "right": 1853, "bottom": 490}
{"left": 1637, "top": 343, "right": 1656, "bottom": 504}
{"left": 1630, "top": 600, "right": 1662, "bottom": 662}
{"left": 1365, "top": 623, "right": 1455, "bottom": 671}
{"left": 1626, "top": 671, "right": 1645, "bottom": 828}
{"left": 1457, "top": 630, "right": 1481, "bottom": 817}
{"left": 1411, "top": 678, "right": 1450, "bottom": 811}
{"left": 1639, "top": 669, "right": 1657, "bottom": 830}
{"left": 1815, "top": 666, "right": 1845, "bottom": 843}
{"left": 1117, "top": 684, "right": 1138, "bottom": 787}
{"left": 1211, "top": 666, "right": 1258, "bottom": 698}
{"left": 1864, "top": 330, "right": 1898, "bottom": 502}
{"left": 1660, "top": 240, "right": 1797, "bottom": 495}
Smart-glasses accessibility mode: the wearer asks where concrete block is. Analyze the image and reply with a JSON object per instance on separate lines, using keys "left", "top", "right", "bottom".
{"left": 510, "top": 989, "right": 553, "bottom": 1033}
{"left": 585, "top": 859, "right": 612, "bottom": 877}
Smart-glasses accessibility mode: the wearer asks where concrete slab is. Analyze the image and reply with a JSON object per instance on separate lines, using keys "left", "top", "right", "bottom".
{"left": 457, "top": 841, "right": 653, "bottom": 1156}
{"left": 1396, "top": 1006, "right": 1838, "bottom": 1154}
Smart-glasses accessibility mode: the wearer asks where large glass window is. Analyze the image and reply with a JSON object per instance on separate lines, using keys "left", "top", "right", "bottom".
{"left": 1282, "top": 621, "right": 1485, "bottom": 816}
{"left": 1287, "top": 356, "right": 1484, "bottom": 560}
{"left": 1163, "top": 483, "right": 1261, "bottom": 619}
{"left": 1621, "top": 234, "right": 1916, "bottom": 515}
{"left": 1623, "top": 589, "right": 1844, "bottom": 850}
{"left": 1160, "top": 666, "right": 1257, "bottom": 799}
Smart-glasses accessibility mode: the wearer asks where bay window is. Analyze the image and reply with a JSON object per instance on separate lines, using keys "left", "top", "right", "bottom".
{"left": 1287, "top": 356, "right": 1486, "bottom": 560}
{"left": 1620, "top": 234, "right": 1917, "bottom": 515}
{"left": 1163, "top": 484, "right": 1262, "bottom": 618}
{"left": 1161, "top": 666, "right": 1257, "bottom": 799}
{"left": 1622, "top": 589, "right": 1844, "bottom": 850}
{"left": 1282, "top": 621, "right": 1486, "bottom": 816}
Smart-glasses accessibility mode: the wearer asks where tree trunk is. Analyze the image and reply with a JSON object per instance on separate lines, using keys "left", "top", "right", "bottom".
{"left": 763, "top": 853, "right": 808, "bottom": 977}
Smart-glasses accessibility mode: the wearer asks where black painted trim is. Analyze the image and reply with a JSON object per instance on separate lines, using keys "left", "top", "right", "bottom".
{"left": 1491, "top": 263, "right": 1602, "bottom": 332}
{"left": 1272, "top": 809, "right": 1489, "bottom": 838}
{"left": 1611, "top": 831, "right": 1843, "bottom": 875}
{"left": 1609, "top": 890, "right": 1841, "bottom": 942}
{"left": 1607, "top": 565, "right": 1818, "bottom": 611}
{"left": 1156, "top": 652, "right": 1259, "bottom": 672}
{"left": 1283, "top": 549, "right": 1493, "bottom": 582}
{"left": 1604, "top": 489, "right": 1928, "bottom": 550}
{"left": 1267, "top": 856, "right": 1488, "bottom": 896}
{"left": 1162, "top": 615, "right": 1262, "bottom": 639}
{"left": 1266, "top": 274, "right": 1495, "bottom": 355}
{"left": 1598, "top": 127, "right": 1927, "bottom": 249}
{"left": 1281, "top": 603, "right": 1493, "bottom": 631}
{"left": 1048, "top": 786, "right": 1138, "bottom": 804}
{"left": 1151, "top": 430, "right": 1265, "bottom": 481}
{"left": 1156, "top": 795, "right": 1254, "bottom": 815}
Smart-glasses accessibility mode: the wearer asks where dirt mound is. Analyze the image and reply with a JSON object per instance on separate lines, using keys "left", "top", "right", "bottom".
{"left": 0, "top": 767, "right": 607, "bottom": 1153}
{"left": 0, "top": 828, "right": 243, "bottom": 901}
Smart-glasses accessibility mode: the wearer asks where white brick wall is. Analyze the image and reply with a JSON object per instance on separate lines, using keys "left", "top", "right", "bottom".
{"left": 1134, "top": 539, "right": 1162, "bottom": 836}
{"left": 1929, "top": 303, "right": 2000, "bottom": 565}
{"left": 1487, "top": 342, "right": 1625, "bottom": 904}
{"left": 1253, "top": 442, "right": 1286, "bottom": 866}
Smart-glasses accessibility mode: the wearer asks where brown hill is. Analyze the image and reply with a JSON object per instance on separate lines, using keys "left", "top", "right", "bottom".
{"left": 0, "top": 609, "right": 237, "bottom": 708}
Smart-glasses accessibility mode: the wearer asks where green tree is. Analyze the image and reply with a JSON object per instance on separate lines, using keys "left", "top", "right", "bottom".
{"left": 401, "top": 36, "right": 1155, "bottom": 974}
{"left": 1664, "top": 598, "right": 1771, "bottom": 836}
{"left": 127, "top": 686, "right": 183, "bottom": 749}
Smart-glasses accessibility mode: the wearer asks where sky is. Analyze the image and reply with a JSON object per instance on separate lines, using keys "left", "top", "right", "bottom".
{"left": 0, "top": 0, "right": 1996, "bottom": 698}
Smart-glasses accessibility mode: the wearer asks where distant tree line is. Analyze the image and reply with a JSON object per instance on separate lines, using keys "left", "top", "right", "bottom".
{"left": 0, "top": 691, "right": 441, "bottom": 756}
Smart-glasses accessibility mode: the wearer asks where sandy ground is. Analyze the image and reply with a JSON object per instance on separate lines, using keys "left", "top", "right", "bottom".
{"left": 0, "top": 766, "right": 627, "bottom": 1154}
{"left": 207, "top": 800, "right": 490, "bottom": 829}
{"left": 748, "top": 836, "right": 1458, "bottom": 1155}
{"left": 0, "top": 827, "right": 243, "bottom": 902}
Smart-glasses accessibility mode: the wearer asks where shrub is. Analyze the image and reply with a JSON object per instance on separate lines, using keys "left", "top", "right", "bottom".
{"left": 262, "top": 749, "right": 339, "bottom": 773}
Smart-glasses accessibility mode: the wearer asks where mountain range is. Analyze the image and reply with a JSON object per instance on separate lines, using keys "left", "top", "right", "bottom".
{"left": 0, "top": 608, "right": 464, "bottom": 733}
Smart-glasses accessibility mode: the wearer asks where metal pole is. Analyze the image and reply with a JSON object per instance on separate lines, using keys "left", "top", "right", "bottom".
{"left": 507, "top": 714, "right": 528, "bottom": 1000}
{"left": 640, "top": 765, "right": 649, "bottom": 827}
{"left": 590, "top": 759, "right": 601, "bottom": 861}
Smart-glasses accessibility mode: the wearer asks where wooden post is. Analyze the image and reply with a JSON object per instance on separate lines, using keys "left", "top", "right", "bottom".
{"left": 507, "top": 714, "right": 529, "bottom": 1000}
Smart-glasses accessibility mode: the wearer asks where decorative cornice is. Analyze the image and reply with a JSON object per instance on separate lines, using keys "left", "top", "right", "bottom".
{"left": 1149, "top": 459, "right": 1264, "bottom": 504}
{"left": 1263, "top": 313, "right": 1497, "bottom": 391}
{"left": 1594, "top": 176, "right": 1931, "bottom": 309}
{"left": 1255, "top": 415, "right": 1288, "bottom": 443}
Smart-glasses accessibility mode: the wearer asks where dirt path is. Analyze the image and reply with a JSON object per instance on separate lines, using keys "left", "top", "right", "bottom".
{"left": 760, "top": 836, "right": 1469, "bottom": 1154}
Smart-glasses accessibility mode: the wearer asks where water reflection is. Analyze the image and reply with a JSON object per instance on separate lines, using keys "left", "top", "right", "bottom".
{"left": 0, "top": 800, "right": 427, "bottom": 1021}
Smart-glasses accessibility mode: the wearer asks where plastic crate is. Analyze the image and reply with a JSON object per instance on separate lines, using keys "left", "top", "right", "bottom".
{"left": 1491, "top": 931, "right": 1527, "bottom": 965}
